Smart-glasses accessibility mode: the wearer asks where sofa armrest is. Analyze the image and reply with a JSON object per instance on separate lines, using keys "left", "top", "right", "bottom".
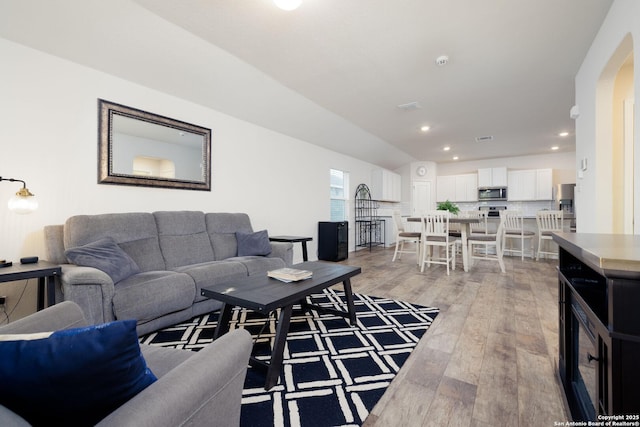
{"left": 0, "top": 406, "right": 31, "bottom": 427}
{"left": 44, "top": 224, "right": 67, "bottom": 265}
{"left": 59, "top": 264, "right": 117, "bottom": 325}
{"left": 268, "top": 241, "right": 293, "bottom": 266}
{"left": 61, "top": 264, "right": 113, "bottom": 286}
{"left": 0, "top": 301, "right": 87, "bottom": 334}
{"left": 97, "top": 329, "right": 252, "bottom": 427}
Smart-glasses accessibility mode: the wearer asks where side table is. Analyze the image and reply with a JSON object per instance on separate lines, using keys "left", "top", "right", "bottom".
{"left": 269, "top": 235, "right": 312, "bottom": 261}
{"left": 0, "top": 261, "right": 61, "bottom": 311}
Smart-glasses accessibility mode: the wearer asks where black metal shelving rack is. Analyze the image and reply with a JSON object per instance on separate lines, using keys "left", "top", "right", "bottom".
{"left": 354, "top": 183, "right": 384, "bottom": 251}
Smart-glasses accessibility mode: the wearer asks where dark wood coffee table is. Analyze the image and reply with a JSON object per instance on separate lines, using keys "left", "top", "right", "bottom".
{"left": 200, "top": 261, "right": 361, "bottom": 389}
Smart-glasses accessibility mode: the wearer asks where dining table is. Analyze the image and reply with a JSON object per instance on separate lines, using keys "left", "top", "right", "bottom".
{"left": 407, "top": 216, "right": 481, "bottom": 272}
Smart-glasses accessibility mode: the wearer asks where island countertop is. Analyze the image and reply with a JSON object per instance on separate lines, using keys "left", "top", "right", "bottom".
{"left": 553, "top": 232, "right": 640, "bottom": 279}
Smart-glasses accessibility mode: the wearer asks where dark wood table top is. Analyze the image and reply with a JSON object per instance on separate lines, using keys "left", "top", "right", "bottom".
{"left": 0, "top": 261, "right": 61, "bottom": 282}
{"left": 269, "top": 236, "right": 313, "bottom": 243}
{"left": 201, "top": 261, "right": 361, "bottom": 313}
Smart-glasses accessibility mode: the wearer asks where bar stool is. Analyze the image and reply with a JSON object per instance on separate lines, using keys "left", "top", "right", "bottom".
{"left": 536, "top": 210, "right": 563, "bottom": 260}
{"left": 468, "top": 210, "right": 489, "bottom": 235}
{"left": 392, "top": 211, "right": 422, "bottom": 264}
{"left": 500, "top": 210, "right": 535, "bottom": 260}
{"left": 468, "top": 214, "right": 506, "bottom": 273}
{"left": 420, "top": 211, "right": 457, "bottom": 275}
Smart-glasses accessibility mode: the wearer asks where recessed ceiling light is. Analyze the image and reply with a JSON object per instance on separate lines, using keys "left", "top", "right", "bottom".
{"left": 558, "top": 132, "right": 569, "bottom": 137}
{"left": 443, "top": 146, "right": 450, "bottom": 151}
{"left": 551, "top": 146, "right": 560, "bottom": 150}
{"left": 274, "top": 0, "right": 302, "bottom": 11}
{"left": 420, "top": 125, "right": 430, "bottom": 132}
{"left": 453, "top": 156, "right": 459, "bottom": 160}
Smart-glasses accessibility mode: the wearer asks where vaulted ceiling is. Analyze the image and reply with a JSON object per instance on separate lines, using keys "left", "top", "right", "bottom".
{"left": 1, "top": 0, "right": 613, "bottom": 169}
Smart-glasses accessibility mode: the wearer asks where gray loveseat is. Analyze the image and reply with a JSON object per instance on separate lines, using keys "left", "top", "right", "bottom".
{"left": 44, "top": 211, "right": 293, "bottom": 335}
{"left": 0, "top": 300, "right": 252, "bottom": 426}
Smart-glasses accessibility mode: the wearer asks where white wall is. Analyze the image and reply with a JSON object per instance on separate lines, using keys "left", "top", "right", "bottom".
{"left": 574, "top": 0, "right": 640, "bottom": 233}
{"left": 0, "top": 38, "right": 378, "bottom": 317}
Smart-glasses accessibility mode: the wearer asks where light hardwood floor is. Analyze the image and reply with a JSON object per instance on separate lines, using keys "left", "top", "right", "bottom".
{"left": 337, "top": 246, "right": 569, "bottom": 426}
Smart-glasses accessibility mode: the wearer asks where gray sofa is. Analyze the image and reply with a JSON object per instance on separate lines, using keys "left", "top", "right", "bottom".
{"left": 0, "top": 300, "right": 252, "bottom": 426}
{"left": 44, "top": 211, "right": 293, "bottom": 335}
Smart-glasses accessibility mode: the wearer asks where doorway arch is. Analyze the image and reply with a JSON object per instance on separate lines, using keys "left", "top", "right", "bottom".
{"left": 596, "top": 34, "right": 634, "bottom": 233}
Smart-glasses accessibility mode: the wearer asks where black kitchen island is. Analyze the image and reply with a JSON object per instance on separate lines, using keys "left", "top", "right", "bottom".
{"left": 553, "top": 232, "right": 640, "bottom": 421}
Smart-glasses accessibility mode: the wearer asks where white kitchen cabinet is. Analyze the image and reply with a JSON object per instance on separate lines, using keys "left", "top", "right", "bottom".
{"left": 478, "top": 168, "right": 492, "bottom": 187}
{"left": 536, "top": 169, "right": 553, "bottom": 200}
{"left": 508, "top": 170, "right": 536, "bottom": 200}
{"left": 478, "top": 167, "right": 507, "bottom": 187}
{"left": 380, "top": 216, "right": 396, "bottom": 247}
{"left": 492, "top": 167, "right": 508, "bottom": 187}
{"left": 508, "top": 168, "right": 552, "bottom": 201}
{"left": 436, "top": 175, "right": 456, "bottom": 202}
{"left": 455, "top": 174, "right": 478, "bottom": 201}
{"left": 371, "top": 169, "right": 401, "bottom": 201}
{"left": 437, "top": 174, "right": 477, "bottom": 202}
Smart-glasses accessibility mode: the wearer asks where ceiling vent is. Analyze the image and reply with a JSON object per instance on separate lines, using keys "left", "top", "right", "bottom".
{"left": 397, "top": 101, "right": 422, "bottom": 111}
{"left": 475, "top": 135, "right": 494, "bottom": 142}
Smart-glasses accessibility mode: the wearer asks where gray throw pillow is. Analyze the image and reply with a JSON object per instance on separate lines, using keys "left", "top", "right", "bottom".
{"left": 65, "top": 237, "right": 141, "bottom": 283}
{"left": 236, "top": 230, "right": 272, "bottom": 257}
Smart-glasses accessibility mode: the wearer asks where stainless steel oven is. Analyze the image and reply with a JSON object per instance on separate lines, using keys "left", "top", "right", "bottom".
{"left": 479, "top": 205, "right": 507, "bottom": 217}
{"left": 478, "top": 187, "right": 507, "bottom": 201}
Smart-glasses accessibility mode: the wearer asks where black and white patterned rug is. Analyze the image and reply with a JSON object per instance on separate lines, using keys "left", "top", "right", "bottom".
{"left": 140, "top": 289, "right": 439, "bottom": 427}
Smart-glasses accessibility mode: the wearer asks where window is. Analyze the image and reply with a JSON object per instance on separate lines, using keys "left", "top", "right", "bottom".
{"left": 330, "top": 169, "right": 349, "bottom": 221}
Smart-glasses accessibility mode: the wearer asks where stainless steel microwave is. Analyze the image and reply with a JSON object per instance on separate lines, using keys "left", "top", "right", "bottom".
{"left": 478, "top": 187, "right": 507, "bottom": 201}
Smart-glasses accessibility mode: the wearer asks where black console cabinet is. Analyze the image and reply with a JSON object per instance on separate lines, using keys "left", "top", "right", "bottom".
{"left": 318, "top": 221, "right": 348, "bottom": 262}
{"left": 554, "top": 233, "right": 640, "bottom": 420}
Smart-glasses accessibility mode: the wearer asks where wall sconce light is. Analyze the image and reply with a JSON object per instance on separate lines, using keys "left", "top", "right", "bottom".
{"left": 0, "top": 176, "right": 38, "bottom": 214}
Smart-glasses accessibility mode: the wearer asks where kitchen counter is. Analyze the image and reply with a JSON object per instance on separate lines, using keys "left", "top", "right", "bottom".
{"left": 553, "top": 232, "right": 640, "bottom": 279}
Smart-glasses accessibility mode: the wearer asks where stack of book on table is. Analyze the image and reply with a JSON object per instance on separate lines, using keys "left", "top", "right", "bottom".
{"left": 267, "top": 267, "right": 313, "bottom": 283}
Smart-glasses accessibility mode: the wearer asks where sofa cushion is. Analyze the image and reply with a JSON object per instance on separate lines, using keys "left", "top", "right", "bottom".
{"left": 113, "top": 271, "right": 196, "bottom": 322}
{"left": 154, "top": 211, "right": 216, "bottom": 269}
{"left": 205, "top": 213, "right": 254, "bottom": 260}
{"left": 175, "top": 260, "right": 248, "bottom": 302}
{"left": 227, "top": 256, "right": 287, "bottom": 276}
{"left": 65, "top": 237, "right": 141, "bottom": 284}
{"left": 236, "top": 229, "right": 272, "bottom": 257}
{"left": 0, "top": 320, "right": 156, "bottom": 426}
{"left": 65, "top": 213, "right": 166, "bottom": 272}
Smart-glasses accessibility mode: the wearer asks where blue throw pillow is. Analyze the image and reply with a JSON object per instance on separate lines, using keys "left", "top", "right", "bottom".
{"left": 236, "top": 229, "right": 272, "bottom": 256}
{"left": 65, "top": 237, "right": 140, "bottom": 283}
{"left": 0, "top": 320, "right": 157, "bottom": 426}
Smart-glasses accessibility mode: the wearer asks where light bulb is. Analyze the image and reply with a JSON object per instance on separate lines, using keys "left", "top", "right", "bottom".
{"left": 8, "top": 188, "right": 38, "bottom": 214}
{"left": 274, "top": 0, "right": 302, "bottom": 11}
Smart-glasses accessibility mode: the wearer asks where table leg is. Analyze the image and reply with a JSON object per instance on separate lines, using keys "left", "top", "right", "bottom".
{"left": 342, "top": 278, "right": 357, "bottom": 325}
{"left": 213, "top": 303, "right": 234, "bottom": 340}
{"left": 46, "top": 275, "right": 56, "bottom": 308}
{"left": 461, "top": 223, "right": 470, "bottom": 272}
{"left": 37, "top": 277, "right": 45, "bottom": 311}
{"left": 265, "top": 304, "right": 293, "bottom": 389}
{"left": 301, "top": 241, "right": 309, "bottom": 262}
